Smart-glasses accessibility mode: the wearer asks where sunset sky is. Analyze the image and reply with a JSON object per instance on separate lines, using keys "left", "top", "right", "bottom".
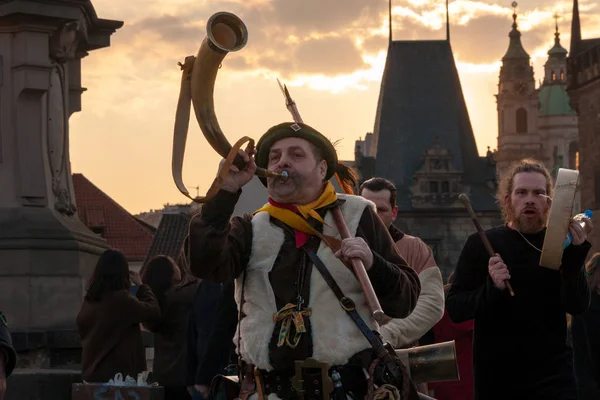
{"left": 69, "top": 0, "right": 600, "bottom": 214}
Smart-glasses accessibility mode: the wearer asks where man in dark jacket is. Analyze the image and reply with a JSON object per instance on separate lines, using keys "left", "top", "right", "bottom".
{"left": 0, "top": 311, "right": 17, "bottom": 400}
{"left": 447, "top": 160, "right": 593, "bottom": 400}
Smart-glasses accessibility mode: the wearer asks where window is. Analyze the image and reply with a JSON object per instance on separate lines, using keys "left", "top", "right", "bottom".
{"left": 560, "top": 70, "right": 565, "bottom": 81}
{"left": 441, "top": 181, "right": 450, "bottom": 193}
{"left": 552, "top": 71, "right": 557, "bottom": 81}
{"left": 569, "top": 142, "right": 579, "bottom": 170}
{"left": 429, "top": 181, "right": 439, "bottom": 193}
{"left": 516, "top": 108, "right": 528, "bottom": 133}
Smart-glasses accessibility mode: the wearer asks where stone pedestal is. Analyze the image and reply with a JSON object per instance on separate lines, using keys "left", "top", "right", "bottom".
{"left": 0, "top": 0, "right": 122, "bottom": 338}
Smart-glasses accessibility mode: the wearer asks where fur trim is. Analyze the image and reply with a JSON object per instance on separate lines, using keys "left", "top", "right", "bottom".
{"left": 234, "top": 211, "right": 283, "bottom": 370}
{"left": 379, "top": 267, "right": 444, "bottom": 348}
{"left": 236, "top": 194, "right": 377, "bottom": 370}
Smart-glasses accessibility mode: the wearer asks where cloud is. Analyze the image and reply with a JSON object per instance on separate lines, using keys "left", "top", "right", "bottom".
{"left": 292, "top": 37, "right": 368, "bottom": 74}
{"left": 268, "top": 0, "right": 384, "bottom": 34}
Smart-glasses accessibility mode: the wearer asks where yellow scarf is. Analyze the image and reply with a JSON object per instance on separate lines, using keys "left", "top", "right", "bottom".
{"left": 254, "top": 182, "right": 338, "bottom": 235}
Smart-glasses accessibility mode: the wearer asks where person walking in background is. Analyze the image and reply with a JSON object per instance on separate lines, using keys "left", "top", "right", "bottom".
{"left": 76, "top": 249, "right": 161, "bottom": 383}
{"left": 142, "top": 255, "right": 199, "bottom": 400}
{"left": 572, "top": 253, "right": 600, "bottom": 399}
{"left": 186, "top": 280, "right": 237, "bottom": 400}
{"left": 428, "top": 273, "right": 474, "bottom": 400}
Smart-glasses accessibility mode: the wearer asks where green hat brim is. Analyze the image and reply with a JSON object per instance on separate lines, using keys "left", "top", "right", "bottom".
{"left": 255, "top": 122, "right": 337, "bottom": 186}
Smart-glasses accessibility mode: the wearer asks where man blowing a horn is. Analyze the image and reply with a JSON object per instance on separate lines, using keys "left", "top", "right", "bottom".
{"left": 446, "top": 159, "right": 594, "bottom": 400}
{"left": 186, "top": 122, "right": 421, "bottom": 400}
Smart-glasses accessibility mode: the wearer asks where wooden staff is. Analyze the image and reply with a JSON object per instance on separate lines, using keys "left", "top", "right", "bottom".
{"left": 458, "top": 194, "right": 515, "bottom": 297}
{"left": 275, "top": 82, "right": 387, "bottom": 322}
{"left": 331, "top": 207, "right": 386, "bottom": 323}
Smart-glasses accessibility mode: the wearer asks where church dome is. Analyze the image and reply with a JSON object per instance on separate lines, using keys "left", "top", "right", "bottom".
{"left": 538, "top": 84, "right": 575, "bottom": 116}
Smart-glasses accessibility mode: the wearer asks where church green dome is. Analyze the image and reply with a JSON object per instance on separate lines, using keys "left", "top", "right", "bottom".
{"left": 538, "top": 84, "right": 576, "bottom": 116}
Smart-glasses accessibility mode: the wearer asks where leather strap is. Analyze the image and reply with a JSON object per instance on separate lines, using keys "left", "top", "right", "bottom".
{"left": 302, "top": 247, "right": 414, "bottom": 399}
{"left": 302, "top": 249, "right": 388, "bottom": 356}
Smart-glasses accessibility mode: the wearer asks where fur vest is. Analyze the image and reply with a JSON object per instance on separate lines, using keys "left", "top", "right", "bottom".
{"left": 233, "top": 194, "right": 378, "bottom": 371}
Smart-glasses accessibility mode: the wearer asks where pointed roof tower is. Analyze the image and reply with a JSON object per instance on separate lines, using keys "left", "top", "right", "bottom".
{"left": 503, "top": 2, "right": 530, "bottom": 61}
{"left": 498, "top": 2, "right": 534, "bottom": 85}
{"left": 370, "top": 2, "right": 496, "bottom": 212}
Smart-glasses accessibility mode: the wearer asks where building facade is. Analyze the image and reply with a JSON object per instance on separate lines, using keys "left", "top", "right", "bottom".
{"left": 567, "top": 0, "right": 600, "bottom": 255}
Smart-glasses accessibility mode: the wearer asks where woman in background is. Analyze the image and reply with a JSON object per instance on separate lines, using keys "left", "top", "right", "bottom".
{"left": 143, "top": 255, "right": 198, "bottom": 400}
{"left": 77, "top": 249, "right": 160, "bottom": 383}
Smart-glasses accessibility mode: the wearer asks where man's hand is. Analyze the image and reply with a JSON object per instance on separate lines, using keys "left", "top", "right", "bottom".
{"left": 335, "top": 237, "right": 374, "bottom": 271}
{"left": 488, "top": 253, "right": 510, "bottom": 290}
{"left": 219, "top": 149, "right": 257, "bottom": 193}
{"left": 569, "top": 217, "right": 594, "bottom": 246}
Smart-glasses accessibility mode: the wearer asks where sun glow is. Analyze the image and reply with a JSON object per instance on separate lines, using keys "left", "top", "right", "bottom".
{"left": 285, "top": 51, "right": 387, "bottom": 93}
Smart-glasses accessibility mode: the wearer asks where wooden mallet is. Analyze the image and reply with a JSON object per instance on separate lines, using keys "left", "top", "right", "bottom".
{"left": 458, "top": 193, "right": 515, "bottom": 297}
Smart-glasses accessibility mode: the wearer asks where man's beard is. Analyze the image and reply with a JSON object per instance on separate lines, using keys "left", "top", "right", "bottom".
{"left": 507, "top": 205, "right": 549, "bottom": 234}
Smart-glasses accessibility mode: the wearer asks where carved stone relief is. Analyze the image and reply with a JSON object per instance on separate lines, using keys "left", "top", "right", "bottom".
{"left": 47, "top": 21, "right": 84, "bottom": 215}
{"left": 49, "top": 21, "right": 82, "bottom": 63}
{"left": 410, "top": 141, "right": 467, "bottom": 208}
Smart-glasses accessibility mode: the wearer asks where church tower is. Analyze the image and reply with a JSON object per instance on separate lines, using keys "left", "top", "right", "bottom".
{"left": 537, "top": 17, "right": 578, "bottom": 177}
{"left": 495, "top": 5, "right": 541, "bottom": 175}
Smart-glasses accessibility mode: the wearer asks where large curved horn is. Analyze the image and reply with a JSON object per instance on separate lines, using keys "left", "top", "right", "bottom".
{"left": 190, "top": 12, "right": 247, "bottom": 158}
{"left": 172, "top": 12, "right": 281, "bottom": 200}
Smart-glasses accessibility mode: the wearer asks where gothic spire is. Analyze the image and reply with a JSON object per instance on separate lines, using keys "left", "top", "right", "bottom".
{"left": 570, "top": 0, "right": 581, "bottom": 55}
{"left": 446, "top": 0, "right": 450, "bottom": 42}
{"left": 548, "top": 13, "right": 567, "bottom": 57}
{"left": 389, "top": 0, "right": 392, "bottom": 42}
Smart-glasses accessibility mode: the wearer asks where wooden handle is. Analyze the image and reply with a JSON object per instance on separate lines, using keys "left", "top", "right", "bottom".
{"left": 458, "top": 194, "right": 515, "bottom": 297}
{"left": 331, "top": 207, "right": 386, "bottom": 323}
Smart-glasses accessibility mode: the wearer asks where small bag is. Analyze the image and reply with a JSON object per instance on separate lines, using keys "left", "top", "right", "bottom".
{"left": 211, "top": 375, "right": 241, "bottom": 400}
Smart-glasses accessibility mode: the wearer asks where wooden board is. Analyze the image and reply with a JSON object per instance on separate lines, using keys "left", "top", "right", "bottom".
{"left": 71, "top": 383, "right": 164, "bottom": 400}
{"left": 540, "top": 168, "right": 579, "bottom": 270}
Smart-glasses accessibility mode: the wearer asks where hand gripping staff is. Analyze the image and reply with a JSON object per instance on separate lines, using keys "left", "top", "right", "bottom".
{"left": 459, "top": 193, "right": 515, "bottom": 297}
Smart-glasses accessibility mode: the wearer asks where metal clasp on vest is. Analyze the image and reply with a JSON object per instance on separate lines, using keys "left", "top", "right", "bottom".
{"left": 340, "top": 297, "right": 355, "bottom": 311}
